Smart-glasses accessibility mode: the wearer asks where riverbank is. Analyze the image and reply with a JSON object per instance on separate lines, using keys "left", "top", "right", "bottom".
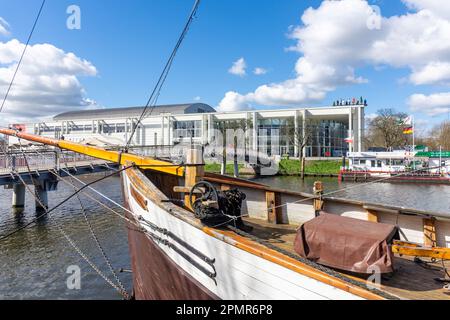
{"left": 204, "top": 163, "right": 244, "bottom": 175}
{"left": 205, "top": 160, "right": 343, "bottom": 176}
{"left": 278, "top": 159, "right": 343, "bottom": 176}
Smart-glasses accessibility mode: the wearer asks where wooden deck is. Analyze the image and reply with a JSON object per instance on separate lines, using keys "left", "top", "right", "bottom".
{"left": 243, "top": 217, "right": 450, "bottom": 300}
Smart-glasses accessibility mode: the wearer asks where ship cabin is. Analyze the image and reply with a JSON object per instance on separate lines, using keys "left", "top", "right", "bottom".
{"left": 347, "top": 151, "right": 416, "bottom": 175}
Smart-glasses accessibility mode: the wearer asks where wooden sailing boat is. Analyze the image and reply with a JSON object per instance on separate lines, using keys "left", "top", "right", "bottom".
{"left": 1, "top": 128, "right": 449, "bottom": 300}
{"left": 2, "top": 0, "right": 449, "bottom": 301}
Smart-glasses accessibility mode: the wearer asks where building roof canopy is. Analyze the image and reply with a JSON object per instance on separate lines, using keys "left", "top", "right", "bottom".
{"left": 53, "top": 103, "right": 215, "bottom": 121}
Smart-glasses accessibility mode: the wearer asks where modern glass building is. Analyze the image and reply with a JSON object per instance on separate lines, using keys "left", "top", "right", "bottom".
{"left": 10, "top": 102, "right": 365, "bottom": 158}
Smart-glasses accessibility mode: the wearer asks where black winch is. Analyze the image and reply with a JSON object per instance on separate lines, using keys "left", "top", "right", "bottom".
{"left": 189, "top": 181, "right": 252, "bottom": 231}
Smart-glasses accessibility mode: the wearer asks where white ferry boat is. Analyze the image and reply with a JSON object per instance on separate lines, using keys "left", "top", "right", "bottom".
{"left": 341, "top": 150, "right": 450, "bottom": 183}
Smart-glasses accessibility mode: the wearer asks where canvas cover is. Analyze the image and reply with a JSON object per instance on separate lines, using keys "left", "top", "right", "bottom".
{"left": 294, "top": 213, "right": 399, "bottom": 274}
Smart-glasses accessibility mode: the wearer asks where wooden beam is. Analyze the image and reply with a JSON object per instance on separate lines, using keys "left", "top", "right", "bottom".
{"left": 184, "top": 147, "right": 204, "bottom": 211}
{"left": 266, "top": 191, "right": 282, "bottom": 224}
{"left": 392, "top": 245, "right": 450, "bottom": 260}
{"left": 313, "top": 181, "right": 324, "bottom": 216}
{"left": 367, "top": 210, "right": 378, "bottom": 223}
{"left": 423, "top": 217, "right": 437, "bottom": 247}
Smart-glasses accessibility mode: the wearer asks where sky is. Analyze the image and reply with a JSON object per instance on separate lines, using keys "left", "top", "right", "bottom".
{"left": 1, "top": 0, "right": 450, "bottom": 128}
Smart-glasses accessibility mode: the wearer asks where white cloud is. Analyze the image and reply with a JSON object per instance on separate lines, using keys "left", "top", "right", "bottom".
{"left": 409, "top": 62, "right": 450, "bottom": 85}
{"left": 218, "top": 0, "right": 450, "bottom": 112}
{"left": 253, "top": 67, "right": 267, "bottom": 75}
{"left": 228, "top": 57, "right": 246, "bottom": 77}
{"left": 193, "top": 96, "right": 201, "bottom": 101}
{"left": 403, "top": 0, "right": 450, "bottom": 20}
{"left": 408, "top": 93, "right": 450, "bottom": 116}
{"left": 217, "top": 91, "right": 252, "bottom": 112}
{"left": 0, "top": 17, "right": 10, "bottom": 36}
{"left": 0, "top": 39, "right": 98, "bottom": 124}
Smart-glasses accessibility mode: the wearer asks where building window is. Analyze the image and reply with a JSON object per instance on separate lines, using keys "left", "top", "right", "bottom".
{"left": 174, "top": 121, "right": 202, "bottom": 139}
{"left": 116, "top": 124, "right": 125, "bottom": 133}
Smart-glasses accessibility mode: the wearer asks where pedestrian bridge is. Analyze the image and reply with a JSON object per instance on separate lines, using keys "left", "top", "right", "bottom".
{"left": 0, "top": 149, "right": 119, "bottom": 212}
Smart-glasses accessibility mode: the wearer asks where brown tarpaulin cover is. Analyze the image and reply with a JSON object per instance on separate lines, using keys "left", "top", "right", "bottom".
{"left": 294, "top": 213, "right": 399, "bottom": 274}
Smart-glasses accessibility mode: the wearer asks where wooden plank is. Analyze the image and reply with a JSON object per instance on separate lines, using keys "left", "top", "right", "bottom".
{"left": 130, "top": 184, "right": 148, "bottom": 211}
{"left": 423, "top": 217, "right": 437, "bottom": 247}
{"left": 266, "top": 191, "right": 281, "bottom": 224}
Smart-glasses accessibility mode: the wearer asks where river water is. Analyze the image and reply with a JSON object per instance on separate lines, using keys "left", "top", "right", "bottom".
{"left": 0, "top": 173, "right": 449, "bottom": 299}
{"left": 0, "top": 175, "right": 132, "bottom": 300}
{"left": 252, "top": 176, "right": 450, "bottom": 216}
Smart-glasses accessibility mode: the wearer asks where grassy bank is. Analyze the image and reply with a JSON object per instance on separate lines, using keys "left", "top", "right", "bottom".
{"left": 205, "top": 163, "right": 245, "bottom": 175}
{"left": 205, "top": 160, "right": 343, "bottom": 176}
{"left": 278, "top": 159, "right": 343, "bottom": 176}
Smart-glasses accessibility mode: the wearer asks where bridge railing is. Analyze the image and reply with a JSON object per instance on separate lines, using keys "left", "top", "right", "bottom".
{"left": 0, "top": 150, "right": 106, "bottom": 175}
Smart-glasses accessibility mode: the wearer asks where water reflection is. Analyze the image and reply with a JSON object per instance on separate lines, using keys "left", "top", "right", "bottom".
{"left": 252, "top": 176, "right": 450, "bottom": 215}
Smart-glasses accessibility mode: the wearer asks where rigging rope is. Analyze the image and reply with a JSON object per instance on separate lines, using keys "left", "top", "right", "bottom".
{"left": 0, "top": 0, "right": 46, "bottom": 114}
{"left": 0, "top": 142, "right": 132, "bottom": 299}
{"left": 125, "top": 0, "right": 201, "bottom": 148}
{"left": 0, "top": 147, "right": 133, "bottom": 238}
{"left": 59, "top": 150, "right": 129, "bottom": 296}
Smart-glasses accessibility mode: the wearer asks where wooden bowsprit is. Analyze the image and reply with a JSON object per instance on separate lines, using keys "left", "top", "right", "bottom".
{"left": 0, "top": 128, "right": 185, "bottom": 177}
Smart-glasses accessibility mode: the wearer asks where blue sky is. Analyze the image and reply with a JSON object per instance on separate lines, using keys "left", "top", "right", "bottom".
{"left": 1, "top": 0, "right": 450, "bottom": 128}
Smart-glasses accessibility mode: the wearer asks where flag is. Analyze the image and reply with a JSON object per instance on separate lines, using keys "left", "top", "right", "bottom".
{"left": 403, "top": 116, "right": 413, "bottom": 126}
{"left": 344, "top": 137, "right": 353, "bottom": 143}
{"left": 403, "top": 127, "right": 413, "bottom": 135}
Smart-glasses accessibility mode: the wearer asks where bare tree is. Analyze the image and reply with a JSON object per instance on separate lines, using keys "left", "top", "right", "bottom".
{"left": 366, "top": 109, "right": 409, "bottom": 149}
{"left": 289, "top": 118, "right": 318, "bottom": 179}
{"left": 429, "top": 121, "right": 450, "bottom": 150}
{"left": 215, "top": 119, "right": 252, "bottom": 177}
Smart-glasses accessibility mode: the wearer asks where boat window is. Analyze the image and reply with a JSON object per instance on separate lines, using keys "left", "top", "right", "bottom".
{"left": 371, "top": 160, "right": 376, "bottom": 167}
{"left": 353, "top": 159, "right": 360, "bottom": 165}
{"left": 377, "top": 160, "right": 382, "bottom": 167}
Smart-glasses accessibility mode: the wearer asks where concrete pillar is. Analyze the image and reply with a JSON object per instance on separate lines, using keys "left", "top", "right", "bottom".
{"left": 302, "top": 111, "right": 307, "bottom": 158}
{"left": 294, "top": 111, "right": 299, "bottom": 158}
{"left": 207, "top": 114, "right": 214, "bottom": 144}
{"left": 161, "top": 117, "right": 165, "bottom": 146}
{"left": 348, "top": 108, "right": 353, "bottom": 153}
{"left": 252, "top": 112, "right": 258, "bottom": 152}
{"left": 358, "top": 106, "right": 364, "bottom": 152}
{"left": 245, "top": 112, "right": 251, "bottom": 160}
{"left": 12, "top": 184, "right": 25, "bottom": 212}
{"left": 35, "top": 185, "right": 49, "bottom": 212}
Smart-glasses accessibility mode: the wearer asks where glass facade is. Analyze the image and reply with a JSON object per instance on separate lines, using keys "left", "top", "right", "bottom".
{"left": 257, "top": 118, "right": 294, "bottom": 156}
{"left": 257, "top": 117, "right": 348, "bottom": 157}
{"left": 307, "top": 120, "right": 348, "bottom": 157}
{"left": 173, "top": 120, "right": 202, "bottom": 139}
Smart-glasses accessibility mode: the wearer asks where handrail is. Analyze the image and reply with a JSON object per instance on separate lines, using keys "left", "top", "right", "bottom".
{"left": 0, "top": 128, "right": 185, "bottom": 177}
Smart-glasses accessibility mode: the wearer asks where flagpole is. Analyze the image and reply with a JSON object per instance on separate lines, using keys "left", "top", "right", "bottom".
{"left": 412, "top": 115, "right": 415, "bottom": 170}
{"left": 412, "top": 115, "right": 415, "bottom": 152}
